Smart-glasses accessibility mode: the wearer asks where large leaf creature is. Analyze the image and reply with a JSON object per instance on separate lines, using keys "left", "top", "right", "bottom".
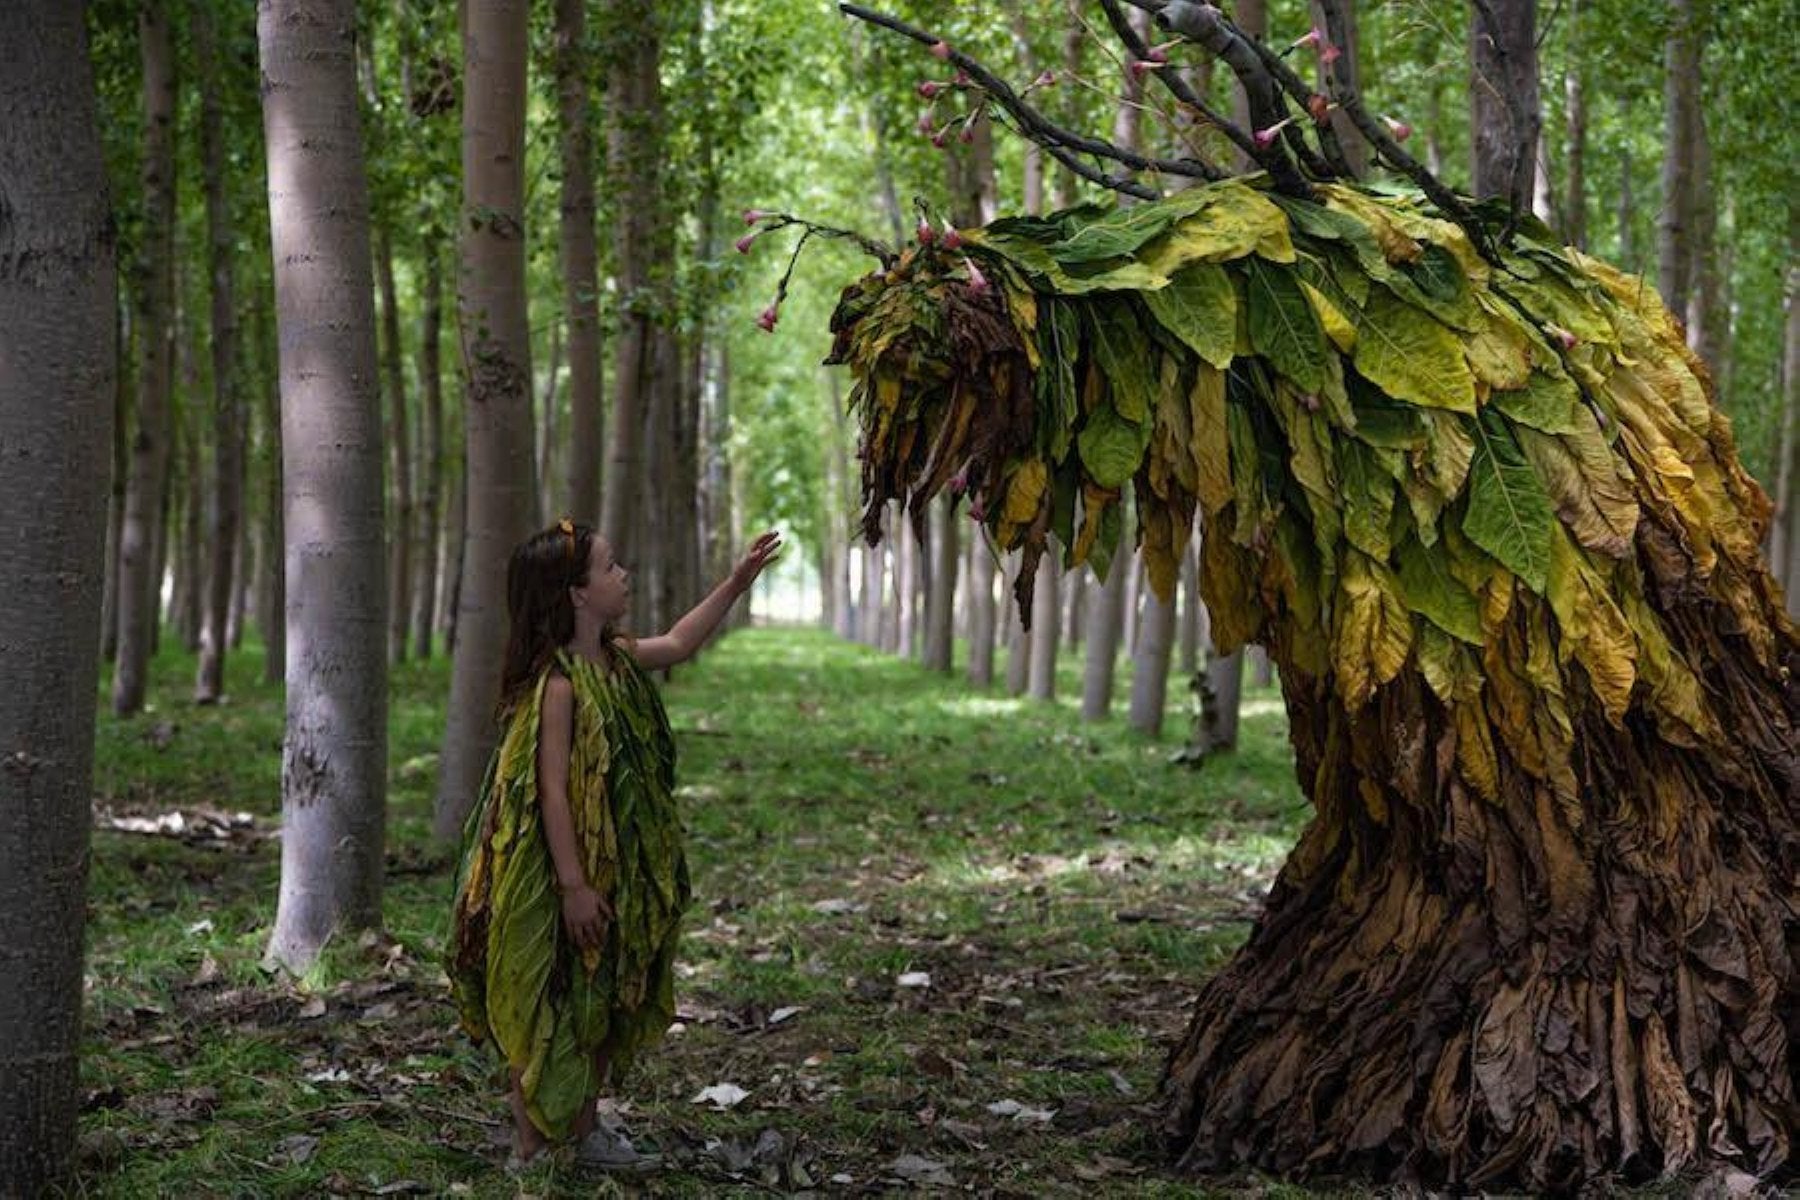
{"left": 828, "top": 179, "right": 1798, "bottom": 1190}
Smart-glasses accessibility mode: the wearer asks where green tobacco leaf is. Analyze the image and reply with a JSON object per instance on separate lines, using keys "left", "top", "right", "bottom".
{"left": 1244, "top": 256, "right": 1328, "bottom": 394}
{"left": 1491, "top": 368, "right": 1589, "bottom": 434}
{"left": 1036, "top": 298, "right": 1080, "bottom": 459}
{"left": 1338, "top": 438, "right": 1395, "bottom": 560}
{"left": 1077, "top": 401, "right": 1151, "bottom": 489}
{"left": 1052, "top": 201, "right": 1186, "bottom": 264}
{"left": 1395, "top": 533, "right": 1484, "bottom": 644}
{"left": 1352, "top": 286, "right": 1476, "bottom": 413}
{"left": 1463, "top": 409, "right": 1556, "bottom": 592}
{"left": 1143, "top": 263, "right": 1237, "bottom": 369}
{"left": 1087, "top": 299, "right": 1155, "bottom": 422}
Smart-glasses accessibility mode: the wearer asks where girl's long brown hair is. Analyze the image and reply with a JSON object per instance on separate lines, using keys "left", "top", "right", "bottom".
{"left": 497, "top": 520, "right": 591, "bottom": 716}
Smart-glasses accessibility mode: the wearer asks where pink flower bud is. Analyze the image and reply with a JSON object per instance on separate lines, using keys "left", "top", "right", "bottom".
{"left": 964, "top": 257, "right": 989, "bottom": 296}
{"left": 1129, "top": 59, "right": 1164, "bottom": 79}
{"left": 1382, "top": 115, "right": 1413, "bottom": 142}
{"left": 949, "top": 469, "right": 968, "bottom": 495}
{"left": 930, "top": 130, "right": 949, "bottom": 148}
{"left": 1546, "top": 324, "right": 1578, "bottom": 350}
{"left": 1035, "top": 70, "right": 1057, "bottom": 87}
{"left": 917, "top": 80, "right": 941, "bottom": 99}
{"left": 917, "top": 219, "right": 937, "bottom": 244}
{"left": 953, "top": 69, "right": 971, "bottom": 87}
{"left": 757, "top": 305, "right": 779, "bottom": 333}
{"left": 741, "top": 208, "right": 766, "bottom": 225}
{"left": 929, "top": 40, "right": 952, "bottom": 60}
{"left": 1307, "top": 93, "right": 1331, "bottom": 124}
{"left": 959, "top": 125, "right": 975, "bottom": 143}
{"left": 735, "top": 233, "right": 756, "bottom": 254}
{"left": 1147, "top": 46, "right": 1168, "bottom": 64}
{"left": 1253, "top": 125, "right": 1283, "bottom": 150}
{"left": 969, "top": 501, "right": 986, "bottom": 523}
{"left": 917, "top": 113, "right": 935, "bottom": 135}
{"left": 1320, "top": 42, "right": 1342, "bottom": 66}
{"left": 941, "top": 223, "right": 963, "bottom": 250}
{"left": 1298, "top": 392, "right": 1321, "bottom": 413}
{"left": 1291, "top": 28, "right": 1323, "bottom": 52}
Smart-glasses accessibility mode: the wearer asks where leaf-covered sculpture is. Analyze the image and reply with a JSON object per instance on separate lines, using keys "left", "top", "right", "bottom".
{"left": 828, "top": 179, "right": 1798, "bottom": 1190}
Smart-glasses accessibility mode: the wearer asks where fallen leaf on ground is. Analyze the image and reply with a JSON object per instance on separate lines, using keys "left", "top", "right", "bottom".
{"left": 691, "top": 1083, "right": 749, "bottom": 1109}
{"left": 896, "top": 971, "right": 932, "bottom": 989}
{"left": 887, "top": 1153, "right": 955, "bottom": 1187}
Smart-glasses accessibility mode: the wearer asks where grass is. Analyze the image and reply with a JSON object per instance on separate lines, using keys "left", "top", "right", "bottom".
{"left": 77, "top": 623, "right": 1334, "bottom": 1197}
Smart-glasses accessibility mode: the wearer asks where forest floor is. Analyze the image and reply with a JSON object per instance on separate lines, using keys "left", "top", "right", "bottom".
{"left": 72, "top": 625, "right": 1527, "bottom": 1197}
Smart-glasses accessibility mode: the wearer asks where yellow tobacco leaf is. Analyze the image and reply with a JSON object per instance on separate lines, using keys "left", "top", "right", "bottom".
{"left": 1320, "top": 188, "right": 1422, "bottom": 264}
{"left": 1199, "top": 523, "right": 1263, "bottom": 653}
{"left": 1515, "top": 424, "right": 1639, "bottom": 558}
{"left": 1464, "top": 302, "right": 1534, "bottom": 392}
{"left": 1002, "top": 459, "right": 1048, "bottom": 527}
{"left": 1544, "top": 531, "right": 1637, "bottom": 724}
{"left": 1333, "top": 552, "right": 1413, "bottom": 711}
{"left": 1302, "top": 279, "right": 1357, "bottom": 352}
{"left": 1453, "top": 698, "right": 1499, "bottom": 801}
{"left": 1140, "top": 499, "right": 1185, "bottom": 602}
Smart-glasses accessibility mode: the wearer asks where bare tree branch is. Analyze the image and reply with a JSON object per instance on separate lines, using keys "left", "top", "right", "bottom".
{"left": 1095, "top": 0, "right": 1257, "bottom": 164}
{"left": 841, "top": 2, "right": 1231, "bottom": 202}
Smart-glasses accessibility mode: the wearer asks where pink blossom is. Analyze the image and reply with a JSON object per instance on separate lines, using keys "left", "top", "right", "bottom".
{"left": 917, "top": 80, "right": 941, "bottom": 99}
{"left": 1546, "top": 323, "right": 1578, "bottom": 350}
{"left": 1148, "top": 39, "right": 1182, "bottom": 63}
{"left": 917, "top": 113, "right": 935, "bottom": 135}
{"left": 1129, "top": 59, "right": 1165, "bottom": 79}
{"left": 969, "top": 501, "right": 987, "bottom": 523}
{"left": 735, "top": 233, "right": 756, "bottom": 254}
{"left": 1290, "top": 27, "right": 1324, "bottom": 52}
{"left": 959, "top": 125, "right": 975, "bottom": 143}
{"left": 741, "top": 208, "right": 766, "bottom": 225}
{"left": 930, "top": 130, "right": 949, "bottom": 148}
{"left": 1253, "top": 119, "right": 1292, "bottom": 150}
{"left": 1381, "top": 114, "right": 1413, "bottom": 142}
{"left": 1320, "top": 42, "right": 1342, "bottom": 67}
{"left": 929, "top": 40, "right": 952, "bottom": 60}
{"left": 949, "top": 468, "right": 969, "bottom": 495}
{"left": 917, "top": 219, "right": 937, "bottom": 244}
{"left": 757, "top": 305, "right": 779, "bottom": 333}
{"left": 964, "top": 257, "right": 989, "bottom": 296}
{"left": 1034, "top": 69, "right": 1057, "bottom": 87}
{"left": 953, "top": 69, "right": 971, "bottom": 87}
{"left": 941, "top": 223, "right": 964, "bottom": 250}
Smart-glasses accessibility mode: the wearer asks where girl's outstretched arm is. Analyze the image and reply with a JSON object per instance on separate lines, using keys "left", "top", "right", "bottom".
{"left": 633, "top": 531, "right": 781, "bottom": 670}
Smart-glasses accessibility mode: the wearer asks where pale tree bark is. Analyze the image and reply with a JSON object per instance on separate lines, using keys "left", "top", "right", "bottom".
{"left": 411, "top": 236, "right": 444, "bottom": 658}
{"left": 434, "top": 0, "right": 536, "bottom": 842}
{"left": 1129, "top": 570, "right": 1177, "bottom": 735}
{"left": 1563, "top": 1, "right": 1588, "bottom": 251}
{"left": 860, "top": 541, "right": 885, "bottom": 647}
{"left": 1658, "top": 0, "right": 1699, "bottom": 312}
{"left": 878, "top": 505, "right": 900, "bottom": 652}
{"left": 556, "top": 0, "right": 604, "bottom": 525}
{"left": 101, "top": 301, "right": 128, "bottom": 662}
{"left": 1772, "top": 263, "right": 1799, "bottom": 612}
{"left": 376, "top": 229, "right": 411, "bottom": 665}
{"left": 195, "top": 0, "right": 241, "bottom": 705}
{"left": 1309, "top": 0, "right": 1365, "bottom": 177}
{"left": 535, "top": 323, "right": 562, "bottom": 525}
{"left": 112, "top": 3, "right": 178, "bottom": 715}
{"left": 923, "top": 497, "right": 958, "bottom": 672}
{"left": 0, "top": 7, "right": 114, "bottom": 1186}
{"left": 1230, "top": 0, "right": 1266, "bottom": 173}
{"left": 1004, "top": 553, "right": 1032, "bottom": 693}
{"left": 174, "top": 334, "right": 206, "bottom": 654}
{"left": 598, "top": 1, "right": 664, "bottom": 554}
{"left": 1178, "top": 531, "right": 1201, "bottom": 674}
{"left": 252, "top": 299, "right": 284, "bottom": 686}
{"left": 1468, "top": 0, "right": 1540, "bottom": 210}
{"left": 259, "top": 0, "right": 390, "bottom": 971}
{"left": 1684, "top": 92, "right": 1724, "bottom": 368}
{"left": 1027, "top": 542, "right": 1061, "bottom": 700}
{"left": 895, "top": 517, "right": 917, "bottom": 659}
{"left": 1081, "top": 560, "right": 1129, "bottom": 721}
{"left": 1618, "top": 142, "right": 1635, "bottom": 266}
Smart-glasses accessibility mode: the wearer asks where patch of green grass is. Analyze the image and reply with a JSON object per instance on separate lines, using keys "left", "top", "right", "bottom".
{"left": 78, "top": 624, "right": 1388, "bottom": 1197}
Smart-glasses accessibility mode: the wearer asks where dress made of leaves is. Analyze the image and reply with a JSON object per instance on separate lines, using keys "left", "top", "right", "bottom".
{"left": 448, "top": 648, "right": 690, "bottom": 1140}
{"left": 830, "top": 180, "right": 1798, "bottom": 1189}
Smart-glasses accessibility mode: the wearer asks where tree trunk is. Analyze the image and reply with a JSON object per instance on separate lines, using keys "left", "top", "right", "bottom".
{"left": 1230, "top": 0, "right": 1266, "bottom": 173}
{"left": 1773, "top": 264, "right": 1799, "bottom": 611}
{"left": 1004, "top": 552, "right": 1031, "bottom": 693}
{"left": 412, "top": 235, "right": 444, "bottom": 659}
{"left": 434, "top": 0, "right": 536, "bottom": 843}
{"left": 194, "top": 0, "right": 241, "bottom": 704}
{"left": 923, "top": 497, "right": 958, "bottom": 672}
{"left": 555, "top": 0, "right": 604, "bottom": 526}
{"left": 878, "top": 504, "right": 899, "bottom": 653}
{"left": 112, "top": 3, "right": 178, "bottom": 716}
{"left": 259, "top": 0, "right": 390, "bottom": 972}
{"left": 1684, "top": 94, "right": 1723, "bottom": 369}
{"left": 1468, "top": 0, "right": 1540, "bottom": 210}
{"left": 1081, "top": 560, "right": 1129, "bottom": 722}
{"left": 895, "top": 515, "right": 916, "bottom": 659}
{"left": 1658, "top": 0, "right": 1699, "bottom": 313}
{"left": 1178, "top": 532, "right": 1201, "bottom": 674}
{"left": 598, "top": 3, "right": 663, "bottom": 554}
{"left": 174, "top": 358, "right": 206, "bottom": 653}
{"left": 1563, "top": 5, "right": 1588, "bottom": 252}
{"left": 102, "top": 299, "right": 129, "bottom": 663}
{"left": 1129, "top": 588, "right": 1177, "bottom": 736}
{"left": 376, "top": 229, "right": 411, "bottom": 665}
{"left": 252, "top": 300, "right": 284, "bottom": 687}
{"left": 1310, "top": 0, "right": 1365, "bottom": 177}
{"left": 1028, "top": 541, "right": 1060, "bottom": 700}
{"left": 441, "top": 453, "right": 466, "bottom": 653}
{"left": 0, "top": 8, "right": 115, "bottom": 1185}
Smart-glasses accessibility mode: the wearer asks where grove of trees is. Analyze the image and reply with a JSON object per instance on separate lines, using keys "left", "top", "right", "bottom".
{"left": 1, "top": 0, "right": 1794, "bottom": 1190}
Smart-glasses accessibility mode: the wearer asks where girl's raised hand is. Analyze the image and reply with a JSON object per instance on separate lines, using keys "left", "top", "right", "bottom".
{"left": 729, "top": 530, "right": 783, "bottom": 594}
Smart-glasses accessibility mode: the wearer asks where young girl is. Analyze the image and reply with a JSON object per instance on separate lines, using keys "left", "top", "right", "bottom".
{"left": 448, "top": 519, "right": 781, "bottom": 1166}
